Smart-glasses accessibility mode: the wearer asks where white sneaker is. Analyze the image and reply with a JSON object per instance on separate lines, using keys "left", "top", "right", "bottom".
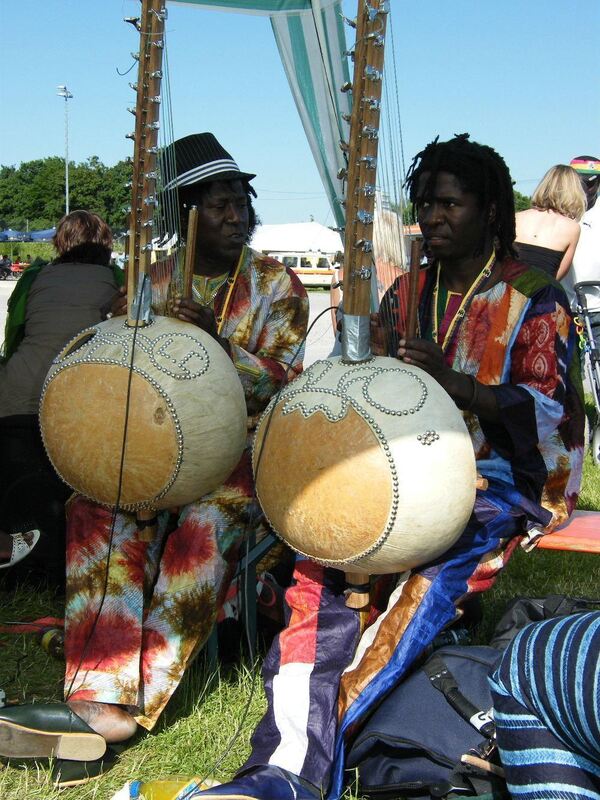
{"left": 0, "top": 529, "right": 41, "bottom": 569}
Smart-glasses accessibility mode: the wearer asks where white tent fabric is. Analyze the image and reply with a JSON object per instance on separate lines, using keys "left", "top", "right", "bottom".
{"left": 251, "top": 221, "right": 343, "bottom": 254}
{"left": 171, "top": 1, "right": 317, "bottom": 11}
{"left": 170, "top": 0, "right": 351, "bottom": 229}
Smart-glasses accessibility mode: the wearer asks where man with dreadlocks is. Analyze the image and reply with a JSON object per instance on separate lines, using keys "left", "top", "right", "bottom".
{"left": 180, "top": 134, "right": 585, "bottom": 800}
{"left": 381, "top": 133, "right": 583, "bottom": 531}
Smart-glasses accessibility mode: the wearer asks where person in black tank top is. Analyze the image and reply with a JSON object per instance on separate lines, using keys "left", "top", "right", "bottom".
{"left": 515, "top": 164, "right": 586, "bottom": 279}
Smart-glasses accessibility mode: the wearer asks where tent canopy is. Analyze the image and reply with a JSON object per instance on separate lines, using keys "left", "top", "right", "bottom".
{"left": 0, "top": 227, "right": 55, "bottom": 242}
{"left": 0, "top": 228, "right": 26, "bottom": 241}
{"left": 173, "top": 0, "right": 315, "bottom": 10}
{"left": 30, "top": 228, "right": 56, "bottom": 241}
{"left": 251, "top": 221, "right": 342, "bottom": 254}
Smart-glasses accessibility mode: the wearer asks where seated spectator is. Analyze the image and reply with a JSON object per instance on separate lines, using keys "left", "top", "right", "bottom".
{"left": 515, "top": 164, "right": 586, "bottom": 280}
{"left": 0, "top": 210, "right": 121, "bottom": 577}
{"left": 490, "top": 611, "right": 600, "bottom": 798}
{"left": 0, "top": 254, "right": 11, "bottom": 279}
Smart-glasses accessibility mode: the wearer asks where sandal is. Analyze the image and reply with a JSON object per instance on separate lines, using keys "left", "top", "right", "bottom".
{"left": 0, "top": 530, "right": 40, "bottom": 570}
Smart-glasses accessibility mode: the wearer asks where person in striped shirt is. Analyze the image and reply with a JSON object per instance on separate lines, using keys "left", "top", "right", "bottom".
{"left": 490, "top": 611, "right": 600, "bottom": 798}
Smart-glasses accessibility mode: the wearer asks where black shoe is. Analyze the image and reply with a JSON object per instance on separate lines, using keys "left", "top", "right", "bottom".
{"left": 51, "top": 745, "right": 121, "bottom": 788}
{"left": 0, "top": 703, "right": 106, "bottom": 761}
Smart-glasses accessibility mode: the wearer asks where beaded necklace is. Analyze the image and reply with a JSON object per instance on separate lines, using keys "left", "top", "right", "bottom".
{"left": 432, "top": 250, "right": 496, "bottom": 353}
{"left": 191, "top": 248, "right": 244, "bottom": 336}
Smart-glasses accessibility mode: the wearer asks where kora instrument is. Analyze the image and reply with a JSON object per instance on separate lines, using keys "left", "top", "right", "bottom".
{"left": 253, "top": 356, "right": 475, "bottom": 574}
{"left": 39, "top": 0, "right": 247, "bottom": 514}
{"left": 252, "top": 0, "right": 477, "bottom": 584}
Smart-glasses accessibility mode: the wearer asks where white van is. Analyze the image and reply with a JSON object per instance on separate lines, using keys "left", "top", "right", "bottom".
{"left": 269, "top": 251, "right": 335, "bottom": 288}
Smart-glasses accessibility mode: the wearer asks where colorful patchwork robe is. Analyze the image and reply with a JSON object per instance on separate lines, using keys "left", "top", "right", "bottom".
{"left": 239, "top": 258, "right": 585, "bottom": 798}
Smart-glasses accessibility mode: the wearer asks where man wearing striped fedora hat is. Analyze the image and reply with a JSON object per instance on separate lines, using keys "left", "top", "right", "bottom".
{"left": 163, "top": 131, "right": 257, "bottom": 191}
{"left": 163, "top": 132, "right": 261, "bottom": 342}
{"left": 0, "top": 132, "right": 309, "bottom": 784}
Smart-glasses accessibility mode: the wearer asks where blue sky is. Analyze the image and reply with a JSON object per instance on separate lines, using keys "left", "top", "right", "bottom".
{"left": 1, "top": 0, "right": 598, "bottom": 225}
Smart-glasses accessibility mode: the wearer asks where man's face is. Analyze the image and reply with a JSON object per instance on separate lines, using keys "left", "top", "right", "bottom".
{"left": 415, "top": 171, "right": 489, "bottom": 263}
{"left": 181, "top": 180, "right": 250, "bottom": 268}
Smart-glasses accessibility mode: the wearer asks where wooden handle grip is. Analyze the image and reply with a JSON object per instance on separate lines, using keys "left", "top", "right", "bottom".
{"left": 345, "top": 571, "right": 370, "bottom": 610}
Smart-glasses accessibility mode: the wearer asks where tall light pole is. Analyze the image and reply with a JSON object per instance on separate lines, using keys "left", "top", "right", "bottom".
{"left": 57, "top": 85, "right": 73, "bottom": 215}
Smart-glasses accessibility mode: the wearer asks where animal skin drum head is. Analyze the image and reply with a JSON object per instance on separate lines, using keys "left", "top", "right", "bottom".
{"left": 253, "top": 356, "right": 476, "bottom": 575}
{"left": 40, "top": 315, "right": 247, "bottom": 511}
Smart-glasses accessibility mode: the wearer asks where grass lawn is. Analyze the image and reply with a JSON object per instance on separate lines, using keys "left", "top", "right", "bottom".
{"left": 1, "top": 439, "right": 599, "bottom": 799}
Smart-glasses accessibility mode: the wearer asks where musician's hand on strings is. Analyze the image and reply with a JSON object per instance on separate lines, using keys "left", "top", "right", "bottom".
{"left": 171, "top": 297, "right": 217, "bottom": 331}
{"left": 396, "top": 338, "right": 454, "bottom": 390}
{"left": 102, "top": 286, "right": 127, "bottom": 320}
{"left": 397, "top": 338, "right": 499, "bottom": 420}
{"left": 170, "top": 298, "right": 232, "bottom": 355}
{"left": 370, "top": 313, "right": 387, "bottom": 356}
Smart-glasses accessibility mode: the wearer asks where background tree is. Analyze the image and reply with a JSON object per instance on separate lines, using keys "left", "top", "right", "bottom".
{"left": 513, "top": 189, "right": 531, "bottom": 212}
{"left": 0, "top": 158, "right": 64, "bottom": 230}
{"left": 0, "top": 156, "right": 132, "bottom": 232}
{"left": 0, "top": 166, "right": 19, "bottom": 230}
{"left": 103, "top": 159, "right": 133, "bottom": 230}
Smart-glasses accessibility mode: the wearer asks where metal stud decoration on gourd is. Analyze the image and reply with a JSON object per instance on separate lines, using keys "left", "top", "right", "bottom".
{"left": 253, "top": 356, "right": 475, "bottom": 574}
{"left": 40, "top": 316, "right": 246, "bottom": 510}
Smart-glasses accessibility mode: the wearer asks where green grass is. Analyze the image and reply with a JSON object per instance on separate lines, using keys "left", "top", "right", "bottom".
{"left": 1, "top": 440, "right": 599, "bottom": 799}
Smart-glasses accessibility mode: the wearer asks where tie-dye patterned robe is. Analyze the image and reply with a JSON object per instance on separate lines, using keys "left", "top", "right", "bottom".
{"left": 64, "top": 247, "right": 308, "bottom": 729}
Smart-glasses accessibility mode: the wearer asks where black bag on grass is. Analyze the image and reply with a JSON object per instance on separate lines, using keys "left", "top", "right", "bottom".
{"left": 345, "top": 646, "right": 508, "bottom": 799}
{"left": 488, "top": 594, "right": 600, "bottom": 650}
{"left": 345, "top": 595, "right": 600, "bottom": 799}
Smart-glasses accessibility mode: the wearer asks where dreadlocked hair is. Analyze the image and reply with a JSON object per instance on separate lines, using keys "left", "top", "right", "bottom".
{"left": 405, "top": 133, "right": 517, "bottom": 260}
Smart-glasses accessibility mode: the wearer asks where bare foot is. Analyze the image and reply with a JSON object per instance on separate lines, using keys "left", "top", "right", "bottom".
{"left": 67, "top": 700, "right": 138, "bottom": 743}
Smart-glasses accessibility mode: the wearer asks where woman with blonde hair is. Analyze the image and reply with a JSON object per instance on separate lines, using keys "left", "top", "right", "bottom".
{"left": 0, "top": 210, "right": 122, "bottom": 578}
{"left": 515, "top": 164, "right": 586, "bottom": 280}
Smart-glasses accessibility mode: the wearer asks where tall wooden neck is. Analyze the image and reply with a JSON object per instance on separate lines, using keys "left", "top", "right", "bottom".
{"left": 340, "top": 1, "right": 388, "bottom": 362}
{"left": 126, "top": 0, "right": 165, "bottom": 326}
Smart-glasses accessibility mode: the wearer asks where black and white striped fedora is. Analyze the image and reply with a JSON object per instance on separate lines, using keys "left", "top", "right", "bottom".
{"left": 161, "top": 132, "right": 255, "bottom": 192}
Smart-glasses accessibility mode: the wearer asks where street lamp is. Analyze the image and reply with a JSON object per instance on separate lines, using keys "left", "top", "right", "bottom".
{"left": 57, "top": 85, "right": 73, "bottom": 215}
